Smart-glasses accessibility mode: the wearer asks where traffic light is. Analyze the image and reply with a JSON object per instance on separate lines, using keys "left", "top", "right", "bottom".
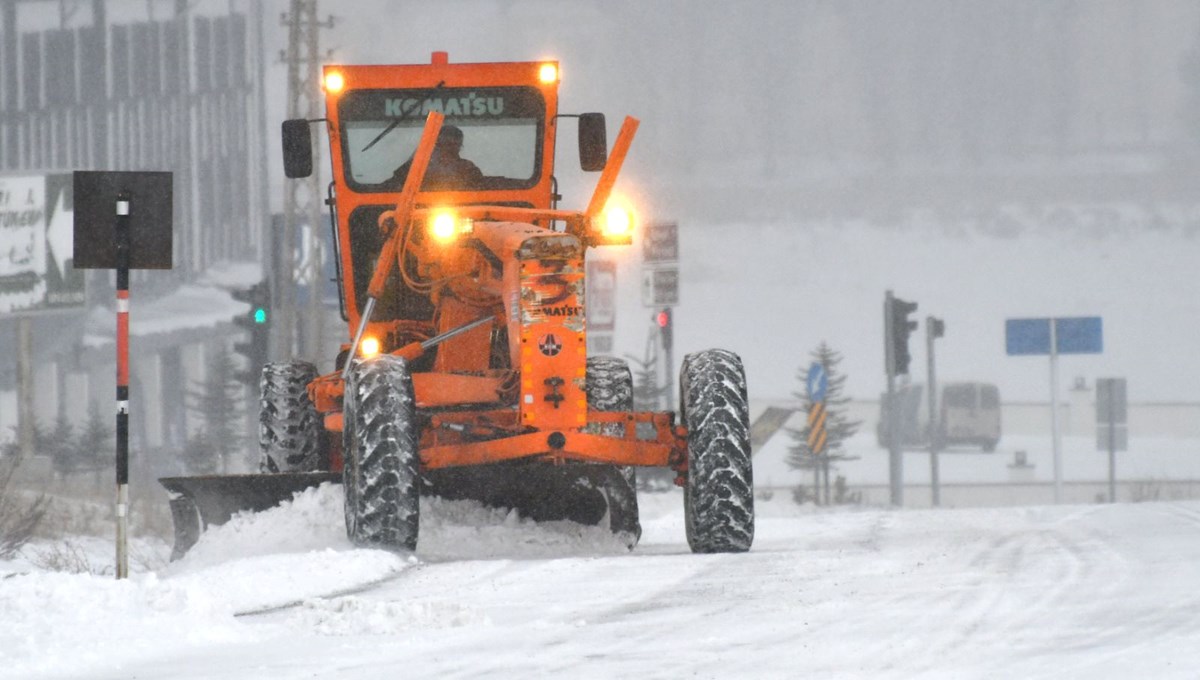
{"left": 888, "top": 296, "right": 918, "bottom": 375}
{"left": 232, "top": 280, "right": 271, "bottom": 387}
{"left": 655, "top": 307, "right": 673, "bottom": 352}
{"left": 928, "top": 316, "right": 945, "bottom": 340}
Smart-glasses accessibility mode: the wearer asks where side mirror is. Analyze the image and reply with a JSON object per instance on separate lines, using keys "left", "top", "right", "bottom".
{"left": 281, "top": 119, "right": 313, "bottom": 178}
{"left": 578, "top": 113, "right": 607, "bottom": 172}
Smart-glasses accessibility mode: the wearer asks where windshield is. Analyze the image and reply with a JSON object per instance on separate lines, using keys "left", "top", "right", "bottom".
{"left": 338, "top": 86, "right": 545, "bottom": 192}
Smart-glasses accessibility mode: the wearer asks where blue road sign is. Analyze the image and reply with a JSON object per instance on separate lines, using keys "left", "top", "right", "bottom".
{"left": 1006, "top": 317, "right": 1103, "bottom": 356}
{"left": 1056, "top": 317, "right": 1103, "bottom": 354}
{"left": 806, "top": 362, "right": 828, "bottom": 402}
{"left": 1006, "top": 318, "right": 1051, "bottom": 355}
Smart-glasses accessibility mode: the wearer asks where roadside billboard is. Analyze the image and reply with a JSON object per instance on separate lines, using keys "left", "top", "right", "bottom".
{"left": 0, "top": 173, "right": 85, "bottom": 315}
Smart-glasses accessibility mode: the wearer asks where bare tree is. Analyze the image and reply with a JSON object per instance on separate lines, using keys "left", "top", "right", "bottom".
{"left": 0, "top": 443, "right": 50, "bottom": 559}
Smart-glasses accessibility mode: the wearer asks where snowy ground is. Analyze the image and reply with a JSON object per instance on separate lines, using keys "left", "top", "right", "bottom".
{"left": 4, "top": 484, "right": 1200, "bottom": 679}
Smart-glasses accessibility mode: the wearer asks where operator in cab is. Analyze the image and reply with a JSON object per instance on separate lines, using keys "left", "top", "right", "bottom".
{"left": 389, "top": 124, "right": 483, "bottom": 190}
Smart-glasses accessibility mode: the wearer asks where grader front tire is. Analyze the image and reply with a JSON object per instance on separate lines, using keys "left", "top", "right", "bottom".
{"left": 342, "top": 355, "right": 421, "bottom": 552}
{"left": 680, "top": 349, "right": 755, "bottom": 553}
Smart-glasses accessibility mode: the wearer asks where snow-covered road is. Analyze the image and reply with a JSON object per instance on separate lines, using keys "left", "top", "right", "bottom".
{"left": 4, "top": 487, "right": 1200, "bottom": 679}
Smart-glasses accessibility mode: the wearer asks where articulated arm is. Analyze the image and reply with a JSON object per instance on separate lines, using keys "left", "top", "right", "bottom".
{"left": 585, "top": 115, "right": 639, "bottom": 220}
{"left": 344, "top": 111, "right": 445, "bottom": 379}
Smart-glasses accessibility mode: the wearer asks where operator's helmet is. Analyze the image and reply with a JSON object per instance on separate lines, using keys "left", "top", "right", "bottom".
{"left": 438, "top": 125, "right": 464, "bottom": 147}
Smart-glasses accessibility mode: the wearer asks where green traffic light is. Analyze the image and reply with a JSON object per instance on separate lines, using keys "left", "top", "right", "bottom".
{"left": 254, "top": 308, "right": 267, "bottom": 324}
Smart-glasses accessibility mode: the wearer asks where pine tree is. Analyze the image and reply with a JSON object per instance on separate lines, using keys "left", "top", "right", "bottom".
{"left": 45, "top": 412, "right": 78, "bottom": 477}
{"left": 785, "top": 342, "right": 862, "bottom": 505}
{"left": 626, "top": 330, "right": 664, "bottom": 411}
{"left": 627, "top": 353, "right": 661, "bottom": 411}
{"left": 181, "top": 430, "right": 219, "bottom": 475}
{"left": 186, "top": 348, "right": 244, "bottom": 473}
{"left": 74, "top": 401, "right": 114, "bottom": 475}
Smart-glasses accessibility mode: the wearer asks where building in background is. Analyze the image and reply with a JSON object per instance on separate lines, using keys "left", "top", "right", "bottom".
{"left": 0, "top": 0, "right": 270, "bottom": 471}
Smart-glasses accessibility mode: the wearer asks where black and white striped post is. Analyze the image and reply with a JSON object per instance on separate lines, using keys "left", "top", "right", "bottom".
{"left": 72, "top": 171, "right": 174, "bottom": 581}
{"left": 114, "top": 193, "right": 131, "bottom": 580}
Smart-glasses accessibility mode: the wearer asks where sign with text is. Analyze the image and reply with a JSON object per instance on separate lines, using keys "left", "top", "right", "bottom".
{"left": 586, "top": 259, "right": 616, "bottom": 333}
{"left": 641, "top": 267, "right": 679, "bottom": 306}
{"left": 1096, "top": 377, "right": 1128, "bottom": 451}
{"left": 0, "top": 173, "right": 85, "bottom": 315}
{"left": 642, "top": 221, "right": 678, "bottom": 263}
{"left": 1005, "top": 316, "right": 1103, "bottom": 355}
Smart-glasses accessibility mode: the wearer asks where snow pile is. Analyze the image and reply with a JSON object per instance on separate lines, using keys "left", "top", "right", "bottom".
{"left": 0, "top": 570, "right": 251, "bottom": 677}
{"left": 418, "top": 495, "right": 633, "bottom": 560}
{"left": 0, "top": 483, "right": 644, "bottom": 678}
{"left": 0, "top": 485, "right": 410, "bottom": 678}
{"left": 171, "top": 482, "right": 353, "bottom": 570}
{"left": 164, "top": 484, "right": 413, "bottom": 614}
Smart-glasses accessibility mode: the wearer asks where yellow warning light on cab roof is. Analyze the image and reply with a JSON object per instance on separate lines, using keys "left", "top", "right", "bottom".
{"left": 538, "top": 63, "right": 559, "bottom": 84}
{"left": 323, "top": 71, "right": 345, "bottom": 94}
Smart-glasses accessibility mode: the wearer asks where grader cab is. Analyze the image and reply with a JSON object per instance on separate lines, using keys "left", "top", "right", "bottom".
{"left": 161, "top": 53, "right": 754, "bottom": 557}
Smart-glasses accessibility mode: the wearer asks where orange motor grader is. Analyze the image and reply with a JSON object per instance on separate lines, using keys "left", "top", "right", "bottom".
{"left": 161, "top": 53, "right": 753, "bottom": 557}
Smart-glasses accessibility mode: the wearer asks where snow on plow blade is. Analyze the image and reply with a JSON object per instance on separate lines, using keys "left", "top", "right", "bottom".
{"left": 159, "top": 472, "right": 339, "bottom": 560}
{"left": 160, "top": 464, "right": 636, "bottom": 560}
{"left": 426, "top": 462, "right": 641, "bottom": 547}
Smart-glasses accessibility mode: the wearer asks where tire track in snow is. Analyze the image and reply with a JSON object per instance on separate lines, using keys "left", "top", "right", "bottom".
{"left": 1040, "top": 503, "right": 1200, "bottom": 676}
{"left": 918, "top": 503, "right": 1200, "bottom": 678}
{"left": 866, "top": 507, "right": 1117, "bottom": 675}
{"left": 233, "top": 563, "right": 424, "bottom": 618}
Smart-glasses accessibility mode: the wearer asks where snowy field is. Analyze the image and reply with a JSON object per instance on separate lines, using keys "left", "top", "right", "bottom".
{"left": 4, "top": 485, "right": 1200, "bottom": 679}
{"left": 605, "top": 220, "right": 1200, "bottom": 405}
{"left": 755, "top": 432, "right": 1200, "bottom": 491}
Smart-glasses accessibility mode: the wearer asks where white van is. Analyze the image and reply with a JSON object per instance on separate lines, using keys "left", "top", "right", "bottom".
{"left": 877, "top": 382, "right": 1001, "bottom": 452}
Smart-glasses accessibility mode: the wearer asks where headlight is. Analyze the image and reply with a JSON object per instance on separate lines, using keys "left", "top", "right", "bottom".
{"left": 360, "top": 336, "right": 381, "bottom": 358}
{"left": 429, "top": 209, "right": 474, "bottom": 244}
{"left": 598, "top": 202, "right": 634, "bottom": 244}
{"left": 539, "top": 63, "right": 559, "bottom": 84}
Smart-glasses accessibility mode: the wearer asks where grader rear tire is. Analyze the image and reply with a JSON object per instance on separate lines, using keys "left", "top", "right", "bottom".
{"left": 680, "top": 349, "right": 754, "bottom": 553}
{"left": 586, "top": 356, "right": 641, "bottom": 548}
{"left": 342, "top": 355, "right": 420, "bottom": 551}
{"left": 259, "top": 361, "right": 322, "bottom": 473}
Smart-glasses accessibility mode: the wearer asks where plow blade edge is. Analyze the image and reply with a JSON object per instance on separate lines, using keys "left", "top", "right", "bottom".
{"left": 159, "top": 472, "right": 340, "bottom": 560}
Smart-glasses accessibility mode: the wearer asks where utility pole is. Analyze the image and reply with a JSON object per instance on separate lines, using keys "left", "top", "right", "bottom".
{"left": 279, "top": 0, "right": 333, "bottom": 363}
{"left": 656, "top": 308, "right": 674, "bottom": 411}
{"left": 17, "top": 319, "right": 33, "bottom": 458}
{"left": 884, "top": 291, "right": 901, "bottom": 506}
{"left": 884, "top": 290, "right": 918, "bottom": 507}
{"left": 926, "top": 316, "right": 944, "bottom": 507}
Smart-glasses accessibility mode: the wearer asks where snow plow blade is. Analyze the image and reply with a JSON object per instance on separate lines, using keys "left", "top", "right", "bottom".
{"left": 161, "top": 463, "right": 637, "bottom": 560}
{"left": 425, "top": 462, "right": 641, "bottom": 544}
{"left": 160, "top": 472, "right": 339, "bottom": 560}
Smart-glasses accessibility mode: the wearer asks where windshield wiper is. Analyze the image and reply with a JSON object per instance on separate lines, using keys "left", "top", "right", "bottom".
{"left": 360, "top": 80, "right": 446, "bottom": 153}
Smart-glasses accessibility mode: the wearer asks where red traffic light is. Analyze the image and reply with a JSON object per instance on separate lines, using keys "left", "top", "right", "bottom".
{"left": 655, "top": 308, "right": 671, "bottom": 328}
